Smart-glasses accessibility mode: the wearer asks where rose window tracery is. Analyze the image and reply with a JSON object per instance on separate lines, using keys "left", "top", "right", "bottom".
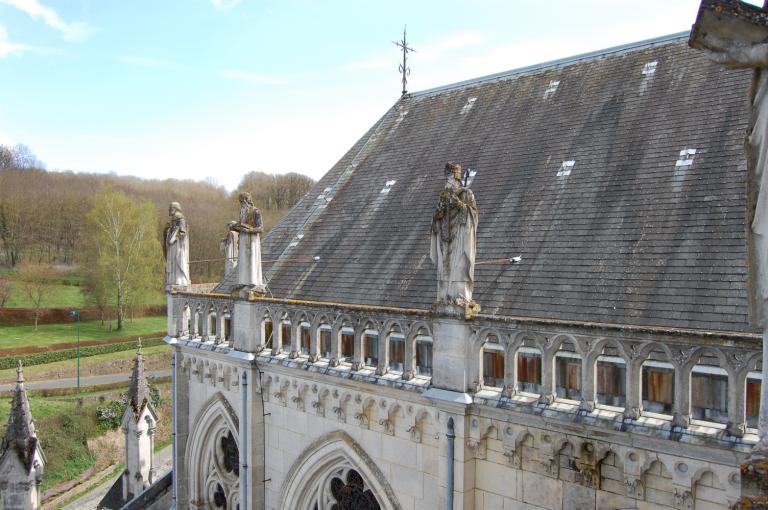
{"left": 203, "top": 428, "right": 240, "bottom": 510}
{"left": 329, "top": 469, "right": 381, "bottom": 510}
{"left": 308, "top": 465, "right": 382, "bottom": 510}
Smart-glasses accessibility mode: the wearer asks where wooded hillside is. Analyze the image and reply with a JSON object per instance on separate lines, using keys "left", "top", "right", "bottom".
{"left": 0, "top": 145, "right": 314, "bottom": 281}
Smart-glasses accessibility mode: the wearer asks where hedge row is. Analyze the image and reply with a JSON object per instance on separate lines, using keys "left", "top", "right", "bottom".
{"left": 0, "top": 337, "right": 166, "bottom": 370}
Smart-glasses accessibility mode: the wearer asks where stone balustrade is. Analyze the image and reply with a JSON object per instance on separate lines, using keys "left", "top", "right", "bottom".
{"left": 168, "top": 291, "right": 763, "bottom": 440}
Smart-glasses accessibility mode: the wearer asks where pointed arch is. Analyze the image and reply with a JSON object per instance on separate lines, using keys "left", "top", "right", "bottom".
{"left": 186, "top": 393, "right": 241, "bottom": 510}
{"left": 279, "top": 430, "right": 401, "bottom": 510}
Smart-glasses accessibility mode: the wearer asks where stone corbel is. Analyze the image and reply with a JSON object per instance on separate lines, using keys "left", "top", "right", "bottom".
{"left": 312, "top": 400, "right": 325, "bottom": 417}
{"left": 466, "top": 417, "right": 494, "bottom": 460}
{"left": 673, "top": 487, "right": 693, "bottom": 510}
{"left": 291, "top": 396, "right": 305, "bottom": 412}
{"left": 502, "top": 427, "right": 530, "bottom": 469}
{"left": 406, "top": 423, "right": 421, "bottom": 442}
{"left": 541, "top": 455, "right": 559, "bottom": 478}
{"left": 354, "top": 412, "right": 369, "bottom": 428}
{"left": 574, "top": 442, "right": 601, "bottom": 489}
{"left": 273, "top": 380, "right": 289, "bottom": 407}
{"left": 379, "top": 418, "right": 394, "bottom": 435}
{"left": 624, "top": 477, "right": 644, "bottom": 500}
{"left": 333, "top": 406, "right": 346, "bottom": 423}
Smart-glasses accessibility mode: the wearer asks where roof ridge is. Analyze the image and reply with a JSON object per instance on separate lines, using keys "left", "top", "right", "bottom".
{"left": 410, "top": 31, "right": 690, "bottom": 98}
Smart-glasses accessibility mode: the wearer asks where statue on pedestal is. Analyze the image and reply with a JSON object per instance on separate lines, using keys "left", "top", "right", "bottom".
{"left": 164, "top": 202, "right": 190, "bottom": 289}
{"left": 430, "top": 162, "right": 480, "bottom": 318}
{"left": 220, "top": 230, "right": 239, "bottom": 276}
{"left": 230, "top": 192, "right": 265, "bottom": 292}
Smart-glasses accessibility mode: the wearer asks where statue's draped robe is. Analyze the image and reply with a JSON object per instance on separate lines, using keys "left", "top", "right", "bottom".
{"left": 165, "top": 215, "right": 190, "bottom": 287}
{"left": 430, "top": 183, "right": 478, "bottom": 305}
{"left": 748, "top": 69, "right": 768, "bottom": 328}
{"left": 235, "top": 206, "right": 264, "bottom": 287}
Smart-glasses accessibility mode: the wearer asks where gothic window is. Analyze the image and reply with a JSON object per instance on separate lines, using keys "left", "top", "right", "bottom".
{"left": 221, "top": 431, "right": 239, "bottom": 477}
{"left": 306, "top": 465, "right": 383, "bottom": 510}
{"left": 329, "top": 469, "right": 381, "bottom": 510}
{"left": 204, "top": 428, "right": 240, "bottom": 510}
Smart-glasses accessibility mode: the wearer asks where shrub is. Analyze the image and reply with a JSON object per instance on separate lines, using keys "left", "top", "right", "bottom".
{"left": 0, "top": 337, "right": 164, "bottom": 370}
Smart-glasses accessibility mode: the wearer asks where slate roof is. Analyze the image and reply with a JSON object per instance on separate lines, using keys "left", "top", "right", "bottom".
{"left": 217, "top": 33, "right": 756, "bottom": 333}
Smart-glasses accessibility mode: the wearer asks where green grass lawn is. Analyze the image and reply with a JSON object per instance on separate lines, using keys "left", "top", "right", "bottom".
{"left": 0, "top": 316, "right": 167, "bottom": 351}
{"left": 0, "top": 344, "right": 170, "bottom": 383}
{"left": 5, "top": 280, "right": 87, "bottom": 308}
{"left": 3, "top": 271, "right": 165, "bottom": 309}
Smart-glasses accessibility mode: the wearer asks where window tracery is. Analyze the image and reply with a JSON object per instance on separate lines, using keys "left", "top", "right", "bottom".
{"left": 204, "top": 428, "right": 240, "bottom": 510}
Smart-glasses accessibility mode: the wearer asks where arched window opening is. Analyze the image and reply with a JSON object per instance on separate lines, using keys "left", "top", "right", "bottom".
{"left": 691, "top": 363, "right": 728, "bottom": 425}
{"left": 481, "top": 340, "right": 504, "bottom": 389}
{"left": 596, "top": 354, "right": 626, "bottom": 408}
{"left": 223, "top": 314, "right": 231, "bottom": 342}
{"left": 320, "top": 326, "right": 332, "bottom": 359}
{"left": 555, "top": 341, "right": 581, "bottom": 401}
{"left": 300, "top": 322, "right": 311, "bottom": 356}
{"left": 642, "top": 358, "right": 674, "bottom": 416}
{"left": 388, "top": 333, "right": 405, "bottom": 372}
{"left": 208, "top": 312, "right": 217, "bottom": 339}
{"left": 277, "top": 320, "right": 290, "bottom": 353}
{"left": 415, "top": 337, "right": 433, "bottom": 377}
{"left": 363, "top": 331, "right": 379, "bottom": 368}
{"left": 340, "top": 327, "right": 354, "bottom": 363}
{"left": 517, "top": 346, "right": 541, "bottom": 394}
{"left": 262, "top": 314, "right": 274, "bottom": 350}
{"left": 747, "top": 371, "right": 762, "bottom": 429}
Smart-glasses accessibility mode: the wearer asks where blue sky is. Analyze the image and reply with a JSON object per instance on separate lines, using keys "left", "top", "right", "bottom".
{"left": 0, "top": 0, "right": 746, "bottom": 189}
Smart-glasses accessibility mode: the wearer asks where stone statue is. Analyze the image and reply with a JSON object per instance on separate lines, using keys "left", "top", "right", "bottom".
{"left": 164, "top": 202, "right": 190, "bottom": 288}
{"left": 430, "top": 162, "right": 480, "bottom": 317}
{"left": 229, "top": 192, "right": 265, "bottom": 291}
{"left": 220, "top": 229, "right": 239, "bottom": 276}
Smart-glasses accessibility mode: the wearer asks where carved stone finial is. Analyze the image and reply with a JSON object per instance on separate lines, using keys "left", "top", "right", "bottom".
{"left": 16, "top": 359, "right": 23, "bottom": 384}
{"left": 430, "top": 161, "right": 480, "bottom": 318}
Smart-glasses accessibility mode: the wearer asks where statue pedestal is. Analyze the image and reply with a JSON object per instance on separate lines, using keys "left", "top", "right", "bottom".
{"left": 432, "top": 301, "right": 480, "bottom": 320}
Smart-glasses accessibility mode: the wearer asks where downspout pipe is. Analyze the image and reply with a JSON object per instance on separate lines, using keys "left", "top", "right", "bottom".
{"left": 171, "top": 349, "right": 177, "bottom": 509}
{"left": 446, "top": 417, "right": 455, "bottom": 510}
{"left": 242, "top": 371, "right": 249, "bottom": 510}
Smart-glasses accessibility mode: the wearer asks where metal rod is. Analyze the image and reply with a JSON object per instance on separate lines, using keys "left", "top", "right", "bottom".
{"left": 446, "top": 417, "right": 455, "bottom": 510}
{"left": 242, "top": 371, "right": 249, "bottom": 510}
{"left": 171, "top": 349, "right": 177, "bottom": 509}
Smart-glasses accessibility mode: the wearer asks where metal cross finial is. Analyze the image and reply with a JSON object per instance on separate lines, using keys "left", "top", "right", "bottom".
{"left": 393, "top": 26, "right": 415, "bottom": 96}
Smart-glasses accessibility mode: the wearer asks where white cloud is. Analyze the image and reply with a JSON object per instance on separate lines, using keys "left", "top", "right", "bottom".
{"left": 0, "top": 24, "right": 27, "bottom": 57}
{"left": 119, "top": 55, "right": 180, "bottom": 70}
{"left": 0, "top": 0, "right": 94, "bottom": 42}
{"left": 217, "top": 69, "right": 288, "bottom": 85}
{"left": 211, "top": 0, "right": 242, "bottom": 10}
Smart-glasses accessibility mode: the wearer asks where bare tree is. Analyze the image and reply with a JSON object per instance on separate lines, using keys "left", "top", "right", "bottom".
{"left": 16, "top": 263, "right": 53, "bottom": 330}
{"left": 0, "top": 277, "right": 11, "bottom": 307}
